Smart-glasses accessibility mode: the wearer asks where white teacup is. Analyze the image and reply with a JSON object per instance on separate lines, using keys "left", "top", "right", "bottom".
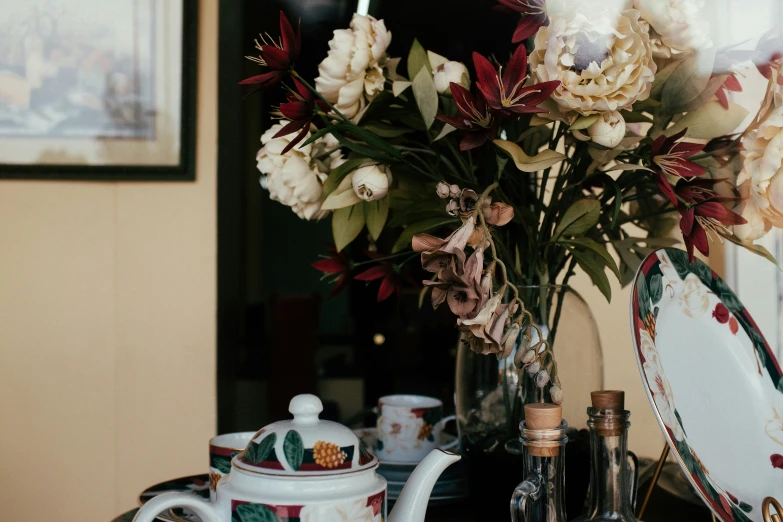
{"left": 209, "top": 432, "right": 255, "bottom": 502}
{"left": 376, "top": 395, "right": 457, "bottom": 463}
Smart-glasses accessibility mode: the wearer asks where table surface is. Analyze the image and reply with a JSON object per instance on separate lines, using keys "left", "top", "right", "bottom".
{"left": 114, "top": 480, "right": 714, "bottom": 522}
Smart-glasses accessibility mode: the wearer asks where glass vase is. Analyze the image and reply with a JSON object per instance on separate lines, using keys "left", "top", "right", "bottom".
{"left": 455, "top": 285, "right": 603, "bottom": 520}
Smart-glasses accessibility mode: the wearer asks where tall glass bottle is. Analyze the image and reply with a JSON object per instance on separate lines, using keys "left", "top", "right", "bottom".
{"left": 510, "top": 403, "right": 568, "bottom": 522}
{"left": 572, "top": 391, "right": 640, "bottom": 522}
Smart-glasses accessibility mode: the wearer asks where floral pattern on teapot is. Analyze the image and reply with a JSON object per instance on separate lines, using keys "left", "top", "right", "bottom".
{"left": 230, "top": 491, "right": 386, "bottom": 522}
{"left": 238, "top": 428, "right": 374, "bottom": 472}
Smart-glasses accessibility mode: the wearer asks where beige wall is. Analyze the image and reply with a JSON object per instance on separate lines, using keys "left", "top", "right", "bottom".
{"left": 572, "top": 274, "right": 665, "bottom": 459}
{"left": 0, "top": 2, "right": 217, "bottom": 521}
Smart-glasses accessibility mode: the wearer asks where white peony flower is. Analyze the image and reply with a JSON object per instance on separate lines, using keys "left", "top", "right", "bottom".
{"left": 352, "top": 164, "right": 393, "bottom": 201}
{"left": 300, "top": 499, "right": 381, "bottom": 522}
{"left": 315, "top": 14, "right": 391, "bottom": 120}
{"left": 377, "top": 407, "right": 424, "bottom": 452}
{"left": 587, "top": 110, "right": 627, "bottom": 148}
{"left": 634, "top": 0, "right": 712, "bottom": 55}
{"left": 678, "top": 274, "right": 710, "bottom": 318}
{"left": 640, "top": 331, "right": 684, "bottom": 441}
{"left": 433, "top": 61, "right": 470, "bottom": 94}
{"left": 530, "top": 8, "right": 657, "bottom": 115}
{"left": 256, "top": 122, "right": 346, "bottom": 220}
{"left": 735, "top": 86, "right": 783, "bottom": 240}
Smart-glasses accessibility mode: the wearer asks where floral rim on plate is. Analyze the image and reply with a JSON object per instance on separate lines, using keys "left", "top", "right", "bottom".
{"left": 631, "top": 248, "right": 783, "bottom": 522}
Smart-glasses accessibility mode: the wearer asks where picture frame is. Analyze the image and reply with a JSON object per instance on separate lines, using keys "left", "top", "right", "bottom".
{"left": 0, "top": 0, "right": 198, "bottom": 181}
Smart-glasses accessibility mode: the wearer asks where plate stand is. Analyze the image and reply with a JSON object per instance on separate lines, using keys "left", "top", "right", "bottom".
{"left": 763, "top": 497, "right": 783, "bottom": 522}
{"left": 636, "top": 444, "right": 717, "bottom": 522}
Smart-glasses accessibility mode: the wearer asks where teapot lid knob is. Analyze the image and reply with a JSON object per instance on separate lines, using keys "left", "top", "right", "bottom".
{"left": 289, "top": 394, "right": 323, "bottom": 425}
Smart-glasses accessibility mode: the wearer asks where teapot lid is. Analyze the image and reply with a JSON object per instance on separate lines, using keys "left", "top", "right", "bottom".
{"left": 233, "top": 394, "right": 377, "bottom": 477}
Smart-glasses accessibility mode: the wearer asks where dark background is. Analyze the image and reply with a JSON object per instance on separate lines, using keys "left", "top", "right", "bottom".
{"left": 216, "top": 0, "right": 518, "bottom": 432}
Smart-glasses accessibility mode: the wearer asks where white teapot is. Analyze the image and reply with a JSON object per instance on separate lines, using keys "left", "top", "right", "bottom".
{"left": 134, "top": 394, "right": 460, "bottom": 522}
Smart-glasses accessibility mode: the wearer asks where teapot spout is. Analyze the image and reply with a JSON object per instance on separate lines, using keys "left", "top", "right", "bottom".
{"left": 388, "top": 449, "right": 461, "bottom": 522}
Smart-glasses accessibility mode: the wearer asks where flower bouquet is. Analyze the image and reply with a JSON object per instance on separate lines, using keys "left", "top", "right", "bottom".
{"left": 245, "top": 0, "right": 783, "bottom": 407}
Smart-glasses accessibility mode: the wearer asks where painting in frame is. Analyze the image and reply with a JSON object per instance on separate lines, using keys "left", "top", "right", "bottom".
{"left": 0, "top": 0, "right": 197, "bottom": 180}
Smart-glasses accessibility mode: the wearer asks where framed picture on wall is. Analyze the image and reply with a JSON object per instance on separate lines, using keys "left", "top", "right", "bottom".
{"left": 0, "top": 0, "right": 197, "bottom": 180}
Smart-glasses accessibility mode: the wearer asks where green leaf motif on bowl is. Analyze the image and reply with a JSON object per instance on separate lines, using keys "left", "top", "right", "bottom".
{"left": 283, "top": 430, "right": 305, "bottom": 470}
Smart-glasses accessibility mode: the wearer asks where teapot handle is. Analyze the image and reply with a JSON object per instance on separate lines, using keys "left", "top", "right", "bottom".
{"left": 132, "top": 492, "right": 220, "bottom": 522}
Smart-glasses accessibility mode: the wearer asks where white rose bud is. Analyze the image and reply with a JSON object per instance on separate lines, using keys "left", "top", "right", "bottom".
{"left": 535, "top": 369, "right": 550, "bottom": 388}
{"left": 436, "top": 181, "right": 451, "bottom": 199}
{"left": 550, "top": 385, "right": 564, "bottom": 405}
{"left": 449, "top": 184, "right": 461, "bottom": 198}
{"left": 433, "top": 61, "right": 470, "bottom": 95}
{"left": 352, "top": 164, "right": 393, "bottom": 201}
{"left": 588, "top": 111, "right": 626, "bottom": 149}
{"left": 526, "top": 361, "right": 541, "bottom": 376}
{"left": 446, "top": 200, "right": 460, "bottom": 216}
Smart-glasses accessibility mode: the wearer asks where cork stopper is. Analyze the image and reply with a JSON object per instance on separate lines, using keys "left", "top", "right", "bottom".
{"left": 590, "top": 390, "right": 625, "bottom": 436}
{"left": 591, "top": 390, "right": 625, "bottom": 411}
{"left": 524, "top": 404, "right": 562, "bottom": 457}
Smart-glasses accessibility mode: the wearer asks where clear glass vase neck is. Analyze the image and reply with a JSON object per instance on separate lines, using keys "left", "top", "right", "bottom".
{"left": 572, "top": 408, "right": 640, "bottom": 522}
{"left": 511, "top": 421, "right": 569, "bottom": 522}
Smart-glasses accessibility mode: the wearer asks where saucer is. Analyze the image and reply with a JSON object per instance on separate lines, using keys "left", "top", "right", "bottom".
{"left": 138, "top": 474, "right": 209, "bottom": 522}
{"left": 353, "top": 427, "right": 459, "bottom": 466}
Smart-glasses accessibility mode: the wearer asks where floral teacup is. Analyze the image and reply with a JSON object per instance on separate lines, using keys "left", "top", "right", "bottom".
{"left": 209, "top": 432, "right": 255, "bottom": 502}
{"left": 376, "top": 395, "right": 457, "bottom": 463}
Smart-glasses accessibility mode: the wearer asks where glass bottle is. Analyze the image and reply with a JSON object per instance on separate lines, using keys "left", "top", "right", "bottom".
{"left": 572, "top": 391, "right": 640, "bottom": 522}
{"left": 511, "top": 404, "right": 569, "bottom": 522}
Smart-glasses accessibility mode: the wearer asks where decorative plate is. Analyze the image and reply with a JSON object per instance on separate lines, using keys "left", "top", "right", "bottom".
{"left": 631, "top": 248, "right": 783, "bottom": 522}
{"left": 138, "top": 474, "right": 209, "bottom": 522}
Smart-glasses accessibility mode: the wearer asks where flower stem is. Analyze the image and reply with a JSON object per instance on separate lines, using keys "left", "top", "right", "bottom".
{"left": 351, "top": 250, "right": 414, "bottom": 267}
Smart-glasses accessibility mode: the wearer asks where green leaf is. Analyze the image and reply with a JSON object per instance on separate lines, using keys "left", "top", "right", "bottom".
{"left": 412, "top": 68, "right": 439, "bottom": 130}
{"left": 427, "top": 50, "right": 449, "bottom": 69}
{"left": 283, "top": 430, "right": 304, "bottom": 471}
{"left": 392, "top": 80, "right": 412, "bottom": 97}
{"left": 236, "top": 503, "right": 282, "bottom": 522}
{"left": 666, "top": 249, "right": 692, "bottom": 280}
{"left": 331, "top": 130, "right": 392, "bottom": 162}
{"left": 365, "top": 197, "right": 390, "bottom": 241}
{"left": 323, "top": 158, "right": 369, "bottom": 196}
{"left": 636, "top": 273, "right": 650, "bottom": 320}
{"left": 322, "top": 173, "right": 362, "bottom": 210}
{"left": 661, "top": 47, "right": 716, "bottom": 114}
{"left": 210, "top": 455, "right": 232, "bottom": 474}
{"left": 251, "top": 433, "right": 277, "bottom": 465}
{"left": 360, "top": 122, "right": 413, "bottom": 138}
{"left": 559, "top": 237, "right": 620, "bottom": 279}
{"left": 493, "top": 139, "right": 566, "bottom": 173}
{"left": 553, "top": 199, "right": 601, "bottom": 240}
{"left": 392, "top": 217, "right": 457, "bottom": 253}
{"left": 407, "top": 38, "right": 431, "bottom": 80}
{"left": 343, "top": 125, "right": 404, "bottom": 160}
{"left": 649, "top": 273, "right": 663, "bottom": 304}
{"left": 332, "top": 204, "right": 366, "bottom": 252}
{"left": 715, "top": 277, "right": 743, "bottom": 313}
{"left": 569, "top": 114, "right": 600, "bottom": 130}
{"left": 718, "top": 230, "right": 780, "bottom": 266}
{"left": 434, "top": 123, "right": 456, "bottom": 142}
{"left": 299, "top": 126, "right": 334, "bottom": 148}
{"left": 572, "top": 248, "right": 612, "bottom": 302}
{"left": 665, "top": 101, "right": 749, "bottom": 140}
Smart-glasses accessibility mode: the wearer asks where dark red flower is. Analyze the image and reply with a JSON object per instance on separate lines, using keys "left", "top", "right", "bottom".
{"left": 240, "top": 11, "right": 301, "bottom": 91}
{"left": 715, "top": 74, "right": 743, "bottom": 110}
{"left": 771, "top": 454, "right": 783, "bottom": 469}
{"left": 312, "top": 246, "right": 351, "bottom": 298}
{"left": 274, "top": 78, "right": 328, "bottom": 154}
{"left": 496, "top": 0, "right": 547, "bottom": 43}
{"left": 650, "top": 129, "right": 707, "bottom": 206}
{"left": 674, "top": 178, "right": 746, "bottom": 259}
{"left": 473, "top": 46, "right": 560, "bottom": 116}
{"left": 712, "top": 303, "right": 729, "bottom": 324}
{"left": 436, "top": 84, "right": 498, "bottom": 151}
{"left": 355, "top": 263, "right": 402, "bottom": 302}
